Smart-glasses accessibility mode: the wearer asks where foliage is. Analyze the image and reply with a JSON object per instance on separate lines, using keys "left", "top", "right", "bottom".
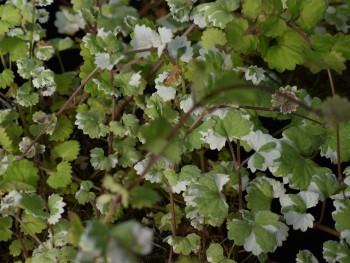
{"left": 0, "top": 0, "right": 350, "bottom": 262}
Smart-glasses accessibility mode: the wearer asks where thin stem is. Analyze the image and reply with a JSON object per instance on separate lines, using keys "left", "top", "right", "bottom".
{"left": 124, "top": 47, "right": 157, "bottom": 56}
{"left": 102, "top": 194, "right": 121, "bottom": 223}
{"left": 168, "top": 247, "right": 173, "bottom": 263}
{"left": 28, "top": 0, "right": 37, "bottom": 59}
{"left": 0, "top": 50, "right": 7, "bottom": 69}
{"left": 13, "top": 214, "right": 48, "bottom": 250}
{"left": 20, "top": 67, "right": 99, "bottom": 159}
{"left": 227, "top": 139, "right": 238, "bottom": 172}
{"left": 169, "top": 188, "right": 177, "bottom": 236}
{"left": 237, "top": 140, "right": 243, "bottom": 219}
{"left": 313, "top": 222, "right": 340, "bottom": 237}
{"left": 112, "top": 57, "right": 144, "bottom": 74}
{"left": 286, "top": 23, "right": 313, "bottom": 48}
{"left": 56, "top": 53, "right": 65, "bottom": 73}
{"left": 108, "top": 96, "right": 116, "bottom": 155}
{"left": 317, "top": 201, "right": 326, "bottom": 224}
{"left": 327, "top": 69, "right": 336, "bottom": 96}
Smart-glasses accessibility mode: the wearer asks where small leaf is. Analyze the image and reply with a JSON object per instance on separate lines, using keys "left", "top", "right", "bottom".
{"left": 9, "top": 239, "right": 33, "bottom": 257}
{"left": 75, "top": 110, "right": 109, "bottom": 139}
{"left": 296, "top": 250, "right": 319, "bottom": 263}
{"left": 50, "top": 115, "right": 74, "bottom": 142}
{"left": 68, "top": 212, "right": 84, "bottom": 246}
{"left": 167, "top": 233, "right": 200, "bottom": 255}
{"left": 322, "top": 95, "right": 350, "bottom": 127}
{"left": 75, "top": 181, "right": 96, "bottom": 205}
{"left": 47, "top": 194, "right": 66, "bottom": 225}
{"left": 4, "top": 159, "right": 39, "bottom": 187}
{"left": 90, "top": 147, "right": 118, "bottom": 171}
{"left": 0, "top": 216, "right": 13, "bottom": 241}
{"left": 47, "top": 161, "right": 73, "bottom": 189}
{"left": 0, "top": 4, "right": 22, "bottom": 34}
{"left": 20, "top": 212, "right": 47, "bottom": 234}
{"left": 52, "top": 140, "right": 80, "bottom": 161}
{"left": 201, "top": 28, "right": 227, "bottom": 48}
{"left": 0, "top": 69, "right": 14, "bottom": 89}
{"left": 166, "top": 0, "right": 195, "bottom": 22}
{"left": 201, "top": 0, "right": 239, "bottom": 28}
{"left": 297, "top": 0, "right": 327, "bottom": 30}
{"left": 332, "top": 199, "right": 350, "bottom": 243}
{"left": 20, "top": 193, "right": 49, "bottom": 218}
{"left": 130, "top": 186, "right": 161, "bottom": 209}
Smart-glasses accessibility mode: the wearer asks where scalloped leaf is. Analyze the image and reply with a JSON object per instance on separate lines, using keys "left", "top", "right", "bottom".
{"left": 166, "top": 0, "right": 195, "bottom": 22}
{"left": 52, "top": 140, "right": 80, "bottom": 162}
{"left": 201, "top": 28, "right": 227, "bottom": 48}
{"left": 183, "top": 173, "right": 229, "bottom": 225}
{"left": 167, "top": 233, "right": 200, "bottom": 255}
{"left": 228, "top": 211, "right": 286, "bottom": 256}
{"left": 47, "top": 161, "right": 73, "bottom": 189}
{"left": 201, "top": 0, "right": 239, "bottom": 28}
{"left": 263, "top": 29, "right": 309, "bottom": 72}
{"left": 0, "top": 69, "right": 14, "bottom": 89}
{"left": 323, "top": 240, "right": 350, "bottom": 263}
{"left": 75, "top": 181, "right": 96, "bottom": 205}
{"left": 130, "top": 186, "right": 161, "bottom": 209}
{"left": 9, "top": 239, "right": 34, "bottom": 257}
{"left": 50, "top": 115, "right": 74, "bottom": 142}
{"left": 20, "top": 193, "right": 49, "bottom": 218}
{"left": 47, "top": 194, "right": 66, "bottom": 225}
{"left": 0, "top": 127, "right": 13, "bottom": 152}
{"left": 332, "top": 199, "right": 350, "bottom": 243}
{"left": 90, "top": 147, "right": 118, "bottom": 171}
{"left": 297, "top": 0, "right": 327, "bottom": 30}
{"left": 3, "top": 159, "right": 39, "bottom": 187}
{"left": 0, "top": 4, "right": 22, "bottom": 34}
{"left": 0, "top": 216, "right": 13, "bottom": 242}
{"left": 20, "top": 212, "right": 47, "bottom": 235}
{"left": 296, "top": 250, "right": 319, "bottom": 263}
{"left": 75, "top": 110, "right": 109, "bottom": 139}
{"left": 114, "top": 70, "right": 146, "bottom": 97}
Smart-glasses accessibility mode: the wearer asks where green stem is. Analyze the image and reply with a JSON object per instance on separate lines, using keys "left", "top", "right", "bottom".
{"left": 0, "top": 50, "right": 7, "bottom": 69}
{"left": 56, "top": 53, "right": 65, "bottom": 73}
{"left": 29, "top": 0, "right": 37, "bottom": 59}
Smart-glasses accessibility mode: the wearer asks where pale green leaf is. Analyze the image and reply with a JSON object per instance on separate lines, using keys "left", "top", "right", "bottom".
{"left": 49, "top": 37, "right": 75, "bottom": 51}
{"left": 167, "top": 233, "right": 200, "bottom": 255}
{"left": 15, "top": 82, "right": 39, "bottom": 107}
{"left": 183, "top": 173, "right": 229, "bottom": 225}
{"left": 75, "top": 110, "right": 109, "bottom": 139}
{"left": 20, "top": 212, "right": 47, "bottom": 234}
{"left": 323, "top": 240, "right": 350, "bottom": 263}
{"left": 201, "top": 28, "right": 227, "bottom": 48}
{"left": 52, "top": 140, "right": 80, "bottom": 161}
{"left": 296, "top": 250, "right": 319, "bottom": 263}
{"left": 0, "top": 69, "right": 14, "bottom": 89}
{"left": 20, "top": 193, "right": 49, "bottom": 218}
{"left": 308, "top": 173, "right": 340, "bottom": 201}
{"left": 0, "top": 127, "right": 13, "bottom": 152}
{"left": 114, "top": 69, "right": 146, "bottom": 97}
{"left": 47, "top": 161, "right": 72, "bottom": 189}
{"left": 130, "top": 186, "right": 161, "bottom": 209}
{"left": 75, "top": 181, "right": 96, "bottom": 205}
{"left": 49, "top": 115, "right": 74, "bottom": 142}
{"left": 261, "top": 15, "right": 287, "bottom": 37}
{"left": 47, "top": 194, "right": 66, "bottom": 225}
{"left": 0, "top": 4, "right": 22, "bottom": 34}
{"left": 297, "top": 0, "right": 327, "bottom": 30}
{"left": 332, "top": 199, "right": 350, "bottom": 243}
{"left": 263, "top": 29, "right": 309, "bottom": 72}
{"left": 4, "top": 159, "right": 39, "bottom": 187}
{"left": 202, "top": 0, "right": 239, "bottom": 28}
{"left": 0, "top": 216, "right": 13, "bottom": 241}
{"left": 0, "top": 37, "right": 27, "bottom": 61}
{"left": 9, "top": 239, "right": 33, "bottom": 257}
{"left": 90, "top": 147, "right": 118, "bottom": 171}
{"left": 113, "top": 137, "right": 141, "bottom": 168}
{"left": 166, "top": 0, "right": 196, "bottom": 22}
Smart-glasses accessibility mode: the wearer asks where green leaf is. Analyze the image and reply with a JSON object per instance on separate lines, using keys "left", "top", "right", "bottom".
{"left": 202, "top": 0, "right": 239, "bottom": 28}
{"left": 52, "top": 140, "right": 80, "bottom": 161}
{"left": 274, "top": 142, "right": 324, "bottom": 189}
{"left": 332, "top": 199, "right": 350, "bottom": 243}
{"left": 79, "top": 220, "right": 109, "bottom": 257}
{"left": 130, "top": 185, "right": 161, "bottom": 209}
{"left": 49, "top": 37, "right": 75, "bottom": 51}
{"left": 72, "top": 0, "right": 94, "bottom": 11}
{"left": 0, "top": 127, "right": 13, "bottom": 152}
{"left": 164, "top": 165, "right": 201, "bottom": 193}
{"left": 47, "top": 194, "right": 66, "bottom": 225}
{"left": 206, "top": 243, "right": 236, "bottom": 263}
{"left": 0, "top": 37, "right": 27, "bottom": 61}
{"left": 213, "top": 109, "right": 253, "bottom": 139}
{"left": 0, "top": 216, "right": 12, "bottom": 241}
{"left": 201, "top": 28, "right": 227, "bottom": 48}
{"left": 50, "top": 115, "right": 74, "bottom": 142}
{"left": 296, "top": 250, "right": 319, "bottom": 263}
{"left": 166, "top": 0, "right": 195, "bottom": 22}
{"left": 4, "top": 159, "right": 39, "bottom": 187}
{"left": 114, "top": 70, "right": 146, "bottom": 97}
{"left": 261, "top": 15, "right": 287, "bottom": 37}
{"left": 113, "top": 138, "right": 141, "bottom": 168}
{"left": 323, "top": 240, "right": 350, "bottom": 263}
{"left": 75, "top": 110, "right": 109, "bottom": 139}
{"left": 246, "top": 177, "right": 285, "bottom": 213}
{"left": 15, "top": 82, "right": 39, "bottom": 107}
{"left": 308, "top": 173, "right": 340, "bottom": 201}
{"left": 68, "top": 212, "right": 84, "bottom": 246}
{"left": 228, "top": 211, "right": 284, "bottom": 256}
{"left": 0, "top": 4, "right": 22, "bottom": 34}
{"left": 322, "top": 95, "right": 350, "bottom": 127}
{"left": 75, "top": 181, "right": 96, "bottom": 205}
{"left": 184, "top": 173, "right": 229, "bottom": 225}
{"left": 320, "top": 122, "right": 350, "bottom": 164}
{"left": 0, "top": 69, "right": 14, "bottom": 89}
{"left": 263, "top": 29, "right": 309, "bottom": 72}
{"left": 297, "top": 0, "right": 327, "bottom": 30}
{"left": 90, "top": 147, "right": 118, "bottom": 171}
{"left": 47, "top": 161, "right": 73, "bottom": 189}
{"left": 20, "top": 213, "right": 47, "bottom": 234}
{"left": 20, "top": 193, "right": 49, "bottom": 218}
{"left": 226, "top": 18, "right": 259, "bottom": 54}
{"left": 241, "top": 0, "right": 262, "bottom": 20}
{"left": 167, "top": 233, "right": 200, "bottom": 255}
{"left": 9, "top": 239, "right": 33, "bottom": 257}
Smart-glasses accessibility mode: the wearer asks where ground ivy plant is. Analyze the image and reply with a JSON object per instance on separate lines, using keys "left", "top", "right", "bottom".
{"left": 0, "top": 0, "right": 350, "bottom": 262}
